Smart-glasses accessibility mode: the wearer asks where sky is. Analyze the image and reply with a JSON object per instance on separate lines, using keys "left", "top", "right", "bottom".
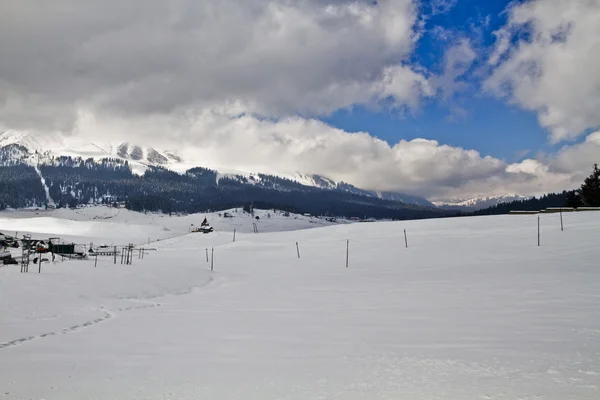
{"left": 0, "top": 0, "right": 599, "bottom": 201}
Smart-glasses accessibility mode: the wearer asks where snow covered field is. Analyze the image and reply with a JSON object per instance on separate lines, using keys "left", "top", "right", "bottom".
{"left": 0, "top": 206, "right": 342, "bottom": 245}
{"left": 1, "top": 209, "right": 600, "bottom": 399}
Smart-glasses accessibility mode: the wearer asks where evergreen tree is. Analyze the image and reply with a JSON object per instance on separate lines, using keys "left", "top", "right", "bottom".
{"left": 580, "top": 163, "right": 600, "bottom": 206}
{"left": 565, "top": 190, "right": 584, "bottom": 208}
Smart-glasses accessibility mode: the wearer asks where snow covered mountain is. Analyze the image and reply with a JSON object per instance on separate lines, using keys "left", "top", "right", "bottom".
{"left": 432, "top": 195, "right": 532, "bottom": 211}
{"left": 0, "top": 130, "right": 433, "bottom": 207}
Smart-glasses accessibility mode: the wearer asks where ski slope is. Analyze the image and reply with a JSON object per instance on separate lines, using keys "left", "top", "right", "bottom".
{"left": 1, "top": 211, "right": 600, "bottom": 399}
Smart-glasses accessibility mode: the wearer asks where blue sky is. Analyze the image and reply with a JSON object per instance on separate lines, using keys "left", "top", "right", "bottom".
{"left": 326, "top": 0, "right": 553, "bottom": 163}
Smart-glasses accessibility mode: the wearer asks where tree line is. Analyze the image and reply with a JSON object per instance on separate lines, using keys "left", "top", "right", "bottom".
{"left": 475, "top": 164, "right": 600, "bottom": 215}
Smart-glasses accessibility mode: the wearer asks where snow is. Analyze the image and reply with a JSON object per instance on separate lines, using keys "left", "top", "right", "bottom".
{"left": 1, "top": 210, "right": 600, "bottom": 399}
{"left": 32, "top": 164, "right": 55, "bottom": 207}
{"left": 2, "top": 131, "right": 432, "bottom": 205}
{"left": 0, "top": 206, "right": 343, "bottom": 245}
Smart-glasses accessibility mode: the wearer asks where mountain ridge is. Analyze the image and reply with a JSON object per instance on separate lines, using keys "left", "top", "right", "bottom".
{"left": 432, "top": 195, "right": 532, "bottom": 211}
{"left": 0, "top": 130, "right": 434, "bottom": 207}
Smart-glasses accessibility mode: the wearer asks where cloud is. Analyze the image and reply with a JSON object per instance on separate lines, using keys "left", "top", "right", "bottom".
{"left": 429, "top": 0, "right": 457, "bottom": 16}
{"left": 485, "top": 0, "right": 600, "bottom": 142}
{"left": 0, "top": 0, "right": 432, "bottom": 132}
{"left": 433, "top": 38, "right": 477, "bottom": 100}
{"left": 1, "top": 0, "right": 597, "bottom": 201}
{"left": 72, "top": 106, "right": 596, "bottom": 200}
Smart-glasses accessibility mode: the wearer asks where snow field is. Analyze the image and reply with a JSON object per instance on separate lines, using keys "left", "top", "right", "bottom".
{"left": 1, "top": 210, "right": 599, "bottom": 399}
{"left": 0, "top": 207, "right": 343, "bottom": 246}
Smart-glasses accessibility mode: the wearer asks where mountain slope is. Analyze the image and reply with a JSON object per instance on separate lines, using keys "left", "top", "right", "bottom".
{"left": 0, "top": 130, "right": 432, "bottom": 207}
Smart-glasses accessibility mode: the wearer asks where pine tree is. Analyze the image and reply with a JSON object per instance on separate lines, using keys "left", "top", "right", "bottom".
{"left": 580, "top": 163, "right": 600, "bottom": 206}
{"left": 565, "top": 190, "right": 584, "bottom": 208}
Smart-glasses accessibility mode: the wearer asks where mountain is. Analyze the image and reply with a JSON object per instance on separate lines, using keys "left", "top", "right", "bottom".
{"left": 0, "top": 131, "right": 447, "bottom": 219}
{"left": 0, "top": 130, "right": 432, "bottom": 207}
{"left": 473, "top": 191, "right": 575, "bottom": 215}
{"left": 432, "top": 195, "right": 531, "bottom": 211}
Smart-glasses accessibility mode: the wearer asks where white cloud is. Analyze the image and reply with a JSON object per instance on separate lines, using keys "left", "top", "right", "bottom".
{"left": 0, "top": 0, "right": 430, "bottom": 132}
{"left": 433, "top": 38, "right": 477, "bottom": 100}
{"left": 486, "top": 0, "right": 600, "bottom": 142}
{"left": 429, "top": 0, "right": 458, "bottom": 16}
{"left": 71, "top": 106, "right": 597, "bottom": 200}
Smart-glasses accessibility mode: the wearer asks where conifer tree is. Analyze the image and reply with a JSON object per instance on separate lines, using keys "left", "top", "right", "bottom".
{"left": 580, "top": 164, "right": 600, "bottom": 206}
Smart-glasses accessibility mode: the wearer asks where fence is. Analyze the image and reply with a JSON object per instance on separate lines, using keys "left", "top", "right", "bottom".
{"left": 8, "top": 211, "right": 576, "bottom": 274}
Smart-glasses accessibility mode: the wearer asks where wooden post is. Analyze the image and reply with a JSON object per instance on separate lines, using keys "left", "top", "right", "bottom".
{"left": 206, "top": 248, "right": 209, "bottom": 262}
{"left": 114, "top": 246, "right": 117, "bottom": 264}
{"left": 38, "top": 257, "right": 42, "bottom": 274}
{"left": 210, "top": 247, "right": 214, "bottom": 272}
{"left": 95, "top": 253, "right": 98, "bottom": 268}
{"left": 345, "top": 239, "right": 349, "bottom": 268}
{"left": 141, "top": 248, "right": 144, "bottom": 259}
{"left": 233, "top": 229, "right": 236, "bottom": 242}
{"left": 538, "top": 215, "right": 540, "bottom": 247}
{"left": 560, "top": 209, "right": 564, "bottom": 232}
{"left": 404, "top": 229, "right": 408, "bottom": 248}
{"left": 296, "top": 242, "right": 300, "bottom": 259}
{"left": 121, "top": 248, "right": 124, "bottom": 264}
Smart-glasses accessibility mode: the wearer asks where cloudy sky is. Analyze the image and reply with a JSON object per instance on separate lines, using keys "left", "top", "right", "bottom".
{"left": 1, "top": 0, "right": 599, "bottom": 200}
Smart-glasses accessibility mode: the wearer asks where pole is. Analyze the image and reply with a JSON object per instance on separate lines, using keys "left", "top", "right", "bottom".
{"left": 233, "top": 229, "right": 236, "bottom": 242}
{"left": 538, "top": 215, "right": 540, "bottom": 247}
{"left": 211, "top": 247, "right": 214, "bottom": 272}
{"left": 114, "top": 246, "right": 117, "bottom": 264}
{"left": 404, "top": 229, "right": 408, "bottom": 248}
{"left": 206, "top": 248, "right": 209, "bottom": 262}
{"left": 345, "top": 239, "right": 349, "bottom": 268}
{"left": 121, "top": 248, "right": 124, "bottom": 264}
{"left": 296, "top": 242, "right": 300, "bottom": 258}
{"left": 95, "top": 253, "right": 98, "bottom": 268}
{"left": 38, "top": 257, "right": 42, "bottom": 274}
{"left": 560, "top": 209, "right": 564, "bottom": 232}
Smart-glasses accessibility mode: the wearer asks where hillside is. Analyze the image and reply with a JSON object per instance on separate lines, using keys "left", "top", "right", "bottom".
{"left": 0, "top": 142, "right": 448, "bottom": 220}
{"left": 0, "top": 131, "right": 433, "bottom": 207}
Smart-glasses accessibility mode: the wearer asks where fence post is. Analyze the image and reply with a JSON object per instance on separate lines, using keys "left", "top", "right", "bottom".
{"left": 346, "top": 239, "right": 349, "bottom": 268}
{"left": 296, "top": 242, "right": 300, "bottom": 259}
{"left": 114, "top": 246, "right": 117, "bottom": 264}
{"left": 206, "top": 248, "right": 209, "bottom": 262}
{"left": 404, "top": 229, "right": 408, "bottom": 248}
{"left": 95, "top": 253, "right": 98, "bottom": 268}
{"left": 560, "top": 209, "right": 564, "bottom": 232}
{"left": 538, "top": 215, "right": 540, "bottom": 247}
{"left": 233, "top": 229, "right": 236, "bottom": 242}
{"left": 211, "top": 247, "right": 214, "bottom": 272}
{"left": 38, "top": 257, "right": 42, "bottom": 274}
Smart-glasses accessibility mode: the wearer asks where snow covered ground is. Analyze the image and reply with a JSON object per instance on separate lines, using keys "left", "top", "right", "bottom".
{"left": 0, "top": 206, "right": 343, "bottom": 245}
{"left": 1, "top": 210, "right": 600, "bottom": 399}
